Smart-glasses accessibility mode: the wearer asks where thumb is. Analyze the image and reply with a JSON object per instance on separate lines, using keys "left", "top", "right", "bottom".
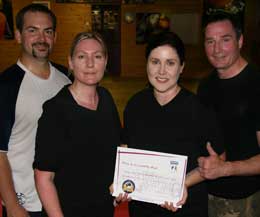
{"left": 206, "top": 142, "right": 217, "bottom": 156}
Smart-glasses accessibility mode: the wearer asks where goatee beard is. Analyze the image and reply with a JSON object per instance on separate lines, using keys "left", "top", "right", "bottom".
{"left": 32, "top": 42, "right": 50, "bottom": 58}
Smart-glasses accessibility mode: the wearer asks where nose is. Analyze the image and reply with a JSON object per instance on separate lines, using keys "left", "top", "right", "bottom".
{"left": 38, "top": 31, "right": 46, "bottom": 42}
{"left": 158, "top": 63, "right": 166, "bottom": 75}
{"left": 87, "top": 56, "right": 94, "bottom": 68}
{"left": 213, "top": 41, "right": 221, "bottom": 54}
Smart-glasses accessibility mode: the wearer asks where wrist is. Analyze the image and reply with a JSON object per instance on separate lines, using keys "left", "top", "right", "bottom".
{"left": 223, "top": 161, "right": 232, "bottom": 177}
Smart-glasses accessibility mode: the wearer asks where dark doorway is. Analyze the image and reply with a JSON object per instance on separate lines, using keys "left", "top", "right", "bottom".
{"left": 92, "top": 4, "right": 121, "bottom": 76}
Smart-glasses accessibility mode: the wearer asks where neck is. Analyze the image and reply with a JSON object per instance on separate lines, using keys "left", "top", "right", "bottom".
{"left": 19, "top": 55, "right": 50, "bottom": 79}
{"left": 217, "top": 57, "right": 248, "bottom": 79}
{"left": 154, "top": 85, "right": 181, "bottom": 106}
{"left": 69, "top": 82, "right": 99, "bottom": 110}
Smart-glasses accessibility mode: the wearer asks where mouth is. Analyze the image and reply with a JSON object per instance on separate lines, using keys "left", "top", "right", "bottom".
{"left": 155, "top": 77, "right": 168, "bottom": 82}
{"left": 213, "top": 55, "right": 225, "bottom": 60}
{"left": 83, "top": 71, "right": 96, "bottom": 75}
{"left": 32, "top": 42, "right": 49, "bottom": 51}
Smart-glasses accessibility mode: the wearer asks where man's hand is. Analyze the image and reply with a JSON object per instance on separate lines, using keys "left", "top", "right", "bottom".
{"left": 198, "top": 143, "right": 226, "bottom": 179}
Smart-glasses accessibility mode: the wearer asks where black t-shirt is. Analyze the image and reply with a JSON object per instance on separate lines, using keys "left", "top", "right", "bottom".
{"left": 197, "top": 64, "right": 260, "bottom": 199}
{"left": 34, "top": 85, "right": 121, "bottom": 217}
{"left": 123, "top": 87, "right": 224, "bottom": 217}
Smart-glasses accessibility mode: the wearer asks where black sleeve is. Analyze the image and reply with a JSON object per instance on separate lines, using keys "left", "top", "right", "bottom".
{"left": 0, "top": 82, "right": 14, "bottom": 151}
{"left": 33, "top": 101, "right": 65, "bottom": 172}
{"left": 122, "top": 101, "right": 131, "bottom": 145}
{"left": 253, "top": 74, "right": 260, "bottom": 131}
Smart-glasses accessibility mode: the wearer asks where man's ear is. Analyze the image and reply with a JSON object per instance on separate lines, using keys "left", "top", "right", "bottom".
{"left": 54, "top": 32, "right": 57, "bottom": 43}
{"left": 15, "top": 29, "right": 22, "bottom": 44}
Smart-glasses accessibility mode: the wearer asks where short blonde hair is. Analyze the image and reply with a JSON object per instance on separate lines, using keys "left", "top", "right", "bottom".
{"left": 70, "top": 31, "right": 108, "bottom": 58}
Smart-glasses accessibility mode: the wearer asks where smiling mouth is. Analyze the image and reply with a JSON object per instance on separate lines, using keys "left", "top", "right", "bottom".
{"left": 156, "top": 77, "right": 168, "bottom": 82}
{"left": 32, "top": 43, "right": 49, "bottom": 50}
{"left": 213, "top": 55, "right": 226, "bottom": 59}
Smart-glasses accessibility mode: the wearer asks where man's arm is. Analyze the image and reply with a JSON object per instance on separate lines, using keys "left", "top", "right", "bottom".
{"left": 0, "top": 152, "right": 28, "bottom": 217}
{"left": 34, "top": 169, "right": 64, "bottom": 217}
{"left": 198, "top": 140, "right": 260, "bottom": 179}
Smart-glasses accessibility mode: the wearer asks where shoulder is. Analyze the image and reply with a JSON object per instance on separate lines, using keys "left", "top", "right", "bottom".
{"left": 127, "top": 87, "right": 151, "bottom": 107}
{"left": 97, "top": 86, "right": 115, "bottom": 101}
{"left": 198, "top": 71, "right": 218, "bottom": 91}
{"left": 244, "top": 64, "right": 260, "bottom": 80}
{"left": 50, "top": 62, "right": 73, "bottom": 82}
{"left": 0, "top": 64, "right": 25, "bottom": 83}
{"left": 43, "top": 85, "right": 70, "bottom": 109}
{"left": 179, "top": 88, "right": 206, "bottom": 110}
{"left": 0, "top": 64, "right": 25, "bottom": 98}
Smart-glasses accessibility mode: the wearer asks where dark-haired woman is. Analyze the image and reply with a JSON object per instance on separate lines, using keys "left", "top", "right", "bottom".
{"left": 122, "top": 31, "right": 225, "bottom": 217}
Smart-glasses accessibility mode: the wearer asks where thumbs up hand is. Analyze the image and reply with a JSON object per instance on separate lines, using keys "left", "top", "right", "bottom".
{"left": 198, "top": 142, "right": 226, "bottom": 179}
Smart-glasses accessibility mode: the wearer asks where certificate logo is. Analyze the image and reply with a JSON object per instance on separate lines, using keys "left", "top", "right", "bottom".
{"left": 170, "top": 160, "right": 179, "bottom": 172}
{"left": 122, "top": 180, "right": 135, "bottom": 193}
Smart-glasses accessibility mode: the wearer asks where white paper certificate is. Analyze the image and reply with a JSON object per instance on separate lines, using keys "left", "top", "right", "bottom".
{"left": 112, "top": 147, "right": 188, "bottom": 206}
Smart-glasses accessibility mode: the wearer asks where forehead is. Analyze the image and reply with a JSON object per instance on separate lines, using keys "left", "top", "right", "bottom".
{"left": 74, "top": 38, "right": 103, "bottom": 53}
{"left": 23, "top": 11, "right": 53, "bottom": 28}
{"left": 205, "top": 20, "right": 236, "bottom": 37}
{"left": 150, "top": 45, "right": 178, "bottom": 58}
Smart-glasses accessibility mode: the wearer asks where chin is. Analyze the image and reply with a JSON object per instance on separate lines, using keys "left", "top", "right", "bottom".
{"left": 154, "top": 86, "right": 171, "bottom": 94}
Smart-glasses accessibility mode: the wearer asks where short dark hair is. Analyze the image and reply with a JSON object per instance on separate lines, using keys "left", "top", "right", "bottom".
{"left": 203, "top": 12, "right": 243, "bottom": 40}
{"left": 145, "top": 31, "right": 185, "bottom": 65}
{"left": 15, "top": 3, "right": 57, "bottom": 32}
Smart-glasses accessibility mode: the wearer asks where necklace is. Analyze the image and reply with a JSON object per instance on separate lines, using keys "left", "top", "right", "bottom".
{"left": 70, "top": 86, "right": 99, "bottom": 110}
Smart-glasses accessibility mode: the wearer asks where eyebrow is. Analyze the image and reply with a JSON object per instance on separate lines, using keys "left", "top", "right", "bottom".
{"left": 24, "top": 26, "right": 54, "bottom": 31}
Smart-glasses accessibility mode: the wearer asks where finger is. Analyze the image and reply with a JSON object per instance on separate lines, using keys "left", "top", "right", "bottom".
{"left": 198, "top": 167, "right": 206, "bottom": 177}
{"left": 197, "top": 157, "right": 205, "bottom": 167}
{"left": 206, "top": 142, "right": 218, "bottom": 156}
{"left": 109, "top": 183, "right": 114, "bottom": 194}
{"left": 122, "top": 193, "right": 129, "bottom": 202}
{"left": 166, "top": 202, "right": 178, "bottom": 212}
{"left": 177, "top": 193, "right": 187, "bottom": 206}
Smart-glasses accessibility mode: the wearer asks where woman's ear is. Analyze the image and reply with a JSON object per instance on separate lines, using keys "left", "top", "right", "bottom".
{"left": 68, "top": 56, "right": 73, "bottom": 71}
{"left": 180, "top": 62, "right": 185, "bottom": 74}
{"left": 238, "top": 34, "right": 243, "bottom": 49}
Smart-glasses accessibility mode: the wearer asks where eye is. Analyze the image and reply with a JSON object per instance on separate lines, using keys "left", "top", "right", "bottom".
{"left": 95, "top": 54, "right": 103, "bottom": 59}
{"left": 77, "top": 54, "right": 84, "bottom": 59}
{"left": 223, "top": 37, "right": 231, "bottom": 42}
{"left": 167, "top": 60, "right": 175, "bottom": 66}
{"left": 27, "top": 28, "right": 37, "bottom": 33}
{"left": 150, "top": 59, "right": 159, "bottom": 65}
{"left": 205, "top": 39, "right": 214, "bottom": 45}
{"left": 45, "top": 29, "right": 54, "bottom": 36}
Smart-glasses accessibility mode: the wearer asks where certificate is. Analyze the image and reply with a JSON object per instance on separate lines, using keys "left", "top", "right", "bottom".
{"left": 112, "top": 147, "right": 188, "bottom": 207}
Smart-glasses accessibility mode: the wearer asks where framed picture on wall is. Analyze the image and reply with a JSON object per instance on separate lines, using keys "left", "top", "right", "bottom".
{"left": 0, "top": 0, "right": 14, "bottom": 40}
{"left": 32, "top": 1, "right": 51, "bottom": 9}
{"left": 203, "top": 0, "right": 245, "bottom": 30}
{"left": 136, "top": 12, "right": 200, "bottom": 45}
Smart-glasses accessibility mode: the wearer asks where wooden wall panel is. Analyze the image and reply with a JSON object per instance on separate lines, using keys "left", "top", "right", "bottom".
{"left": 120, "top": 0, "right": 211, "bottom": 78}
{"left": 0, "top": 0, "right": 258, "bottom": 77}
{"left": 50, "top": 3, "right": 91, "bottom": 67}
